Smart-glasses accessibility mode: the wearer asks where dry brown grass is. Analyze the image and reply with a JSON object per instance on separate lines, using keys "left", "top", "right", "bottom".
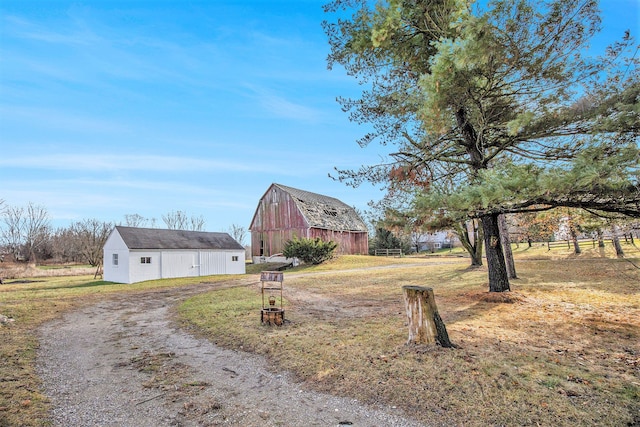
{"left": 0, "top": 262, "right": 96, "bottom": 280}
{"left": 180, "top": 246, "right": 640, "bottom": 426}
{"left": 1, "top": 244, "right": 638, "bottom": 426}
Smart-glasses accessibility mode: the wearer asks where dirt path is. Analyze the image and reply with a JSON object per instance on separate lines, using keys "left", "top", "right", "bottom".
{"left": 36, "top": 278, "right": 425, "bottom": 427}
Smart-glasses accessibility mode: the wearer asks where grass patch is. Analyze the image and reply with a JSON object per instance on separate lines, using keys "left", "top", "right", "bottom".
{"left": 36, "top": 264, "right": 93, "bottom": 270}
{"left": 179, "top": 250, "right": 640, "bottom": 426}
{"left": 179, "top": 287, "right": 266, "bottom": 352}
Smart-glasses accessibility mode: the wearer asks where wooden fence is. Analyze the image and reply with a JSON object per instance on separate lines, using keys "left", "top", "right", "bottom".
{"left": 374, "top": 248, "right": 403, "bottom": 257}
{"left": 540, "top": 238, "right": 634, "bottom": 250}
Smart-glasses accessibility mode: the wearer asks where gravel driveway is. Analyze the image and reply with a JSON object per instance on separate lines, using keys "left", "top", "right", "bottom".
{"left": 36, "top": 281, "right": 425, "bottom": 426}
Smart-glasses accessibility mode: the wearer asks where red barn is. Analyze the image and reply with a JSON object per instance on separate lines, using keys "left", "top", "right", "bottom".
{"left": 249, "top": 183, "right": 369, "bottom": 262}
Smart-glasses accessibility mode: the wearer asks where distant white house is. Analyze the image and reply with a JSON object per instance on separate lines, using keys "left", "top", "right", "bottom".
{"left": 414, "top": 230, "right": 459, "bottom": 253}
{"left": 103, "top": 226, "right": 246, "bottom": 284}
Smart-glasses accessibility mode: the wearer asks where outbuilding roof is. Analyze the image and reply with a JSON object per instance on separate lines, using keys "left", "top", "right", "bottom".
{"left": 114, "top": 226, "right": 244, "bottom": 250}
{"left": 272, "top": 183, "right": 368, "bottom": 232}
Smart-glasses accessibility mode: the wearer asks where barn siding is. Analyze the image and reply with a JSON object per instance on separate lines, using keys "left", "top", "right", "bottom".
{"left": 250, "top": 186, "right": 310, "bottom": 258}
{"left": 250, "top": 184, "right": 369, "bottom": 259}
{"left": 256, "top": 186, "right": 308, "bottom": 231}
{"left": 251, "top": 228, "right": 309, "bottom": 258}
{"left": 309, "top": 228, "right": 368, "bottom": 255}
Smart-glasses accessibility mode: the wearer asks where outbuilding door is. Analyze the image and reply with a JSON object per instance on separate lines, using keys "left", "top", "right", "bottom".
{"left": 161, "top": 251, "right": 199, "bottom": 279}
{"left": 199, "top": 251, "right": 226, "bottom": 275}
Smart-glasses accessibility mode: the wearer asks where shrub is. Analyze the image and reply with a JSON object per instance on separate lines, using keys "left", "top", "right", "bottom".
{"left": 282, "top": 237, "right": 338, "bottom": 265}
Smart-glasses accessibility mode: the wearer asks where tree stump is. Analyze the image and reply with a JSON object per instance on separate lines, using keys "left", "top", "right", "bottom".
{"left": 402, "top": 286, "right": 454, "bottom": 348}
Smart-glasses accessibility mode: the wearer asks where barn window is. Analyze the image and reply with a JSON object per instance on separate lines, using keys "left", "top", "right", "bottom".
{"left": 112, "top": 254, "right": 118, "bottom": 266}
{"left": 232, "top": 256, "right": 239, "bottom": 261}
{"left": 140, "top": 257, "right": 152, "bottom": 264}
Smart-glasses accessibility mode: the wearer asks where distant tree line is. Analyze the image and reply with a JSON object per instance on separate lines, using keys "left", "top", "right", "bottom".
{"left": 0, "top": 201, "right": 248, "bottom": 267}
{"left": 366, "top": 202, "right": 638, "bottom": 260}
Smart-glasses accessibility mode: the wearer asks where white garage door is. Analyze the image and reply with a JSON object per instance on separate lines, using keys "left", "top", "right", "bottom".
{"left": 199, "top": 251, "right": 226, "bottom": 275}
{"left": 162, "top": 252, "right": 199, "bottom": 279}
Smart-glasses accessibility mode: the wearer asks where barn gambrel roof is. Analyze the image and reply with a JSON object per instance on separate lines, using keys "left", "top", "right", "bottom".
{"left": 270, "top": 183, "right": 367, "bottom": 232}
{"left": 114, "top": 226, "right": 244, "bottom": 250}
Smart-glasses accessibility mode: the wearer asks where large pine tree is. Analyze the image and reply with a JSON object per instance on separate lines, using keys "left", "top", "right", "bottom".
{"left": 324, "top": 0, "right": 639, "bottom": 292}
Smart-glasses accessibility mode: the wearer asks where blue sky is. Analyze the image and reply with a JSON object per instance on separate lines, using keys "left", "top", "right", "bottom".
{"left": 1, "top": 0, "right": 638, "bottom": 232}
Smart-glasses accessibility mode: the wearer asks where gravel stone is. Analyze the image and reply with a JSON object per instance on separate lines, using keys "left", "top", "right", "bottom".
{"left": 37, "top": 283, "right": 427, "bottom": 426}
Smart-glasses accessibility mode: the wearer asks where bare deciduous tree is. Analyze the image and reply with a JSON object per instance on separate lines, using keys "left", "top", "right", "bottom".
{"left": 1, "top": 204, "right": 25, "bottom": 260}
{"left": 70, "top": 219, "right": 113, "bottom": 267}
{"left": 162, "top": 210, "right": 188, "bottom": 230}
{"left": 189, "top": 215, "right": 206, "bottom": 232}
{"left": 123, "top": 213, "right": 155, "bottom": 228}
{"left": 50, "top": 227, "right": 80, "bottom": 263}
{"left": 23, "top": 202, "right": 51, "bottom": 263}
{"left": 162, "top": 210, "right": 205, "bottom": 231}
{"left": 228, "top": 224, "right": 247, "bottom": 246}
{"left": 0, "top": 199, "right": 5, "bottom": 261}
{"left": 1, "top": 202, "right": 51, "bottom": 263}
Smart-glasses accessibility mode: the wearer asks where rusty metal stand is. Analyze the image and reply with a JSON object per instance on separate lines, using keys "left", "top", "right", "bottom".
{"left": 260, "top": 271, "right": 284, "bottom": 326}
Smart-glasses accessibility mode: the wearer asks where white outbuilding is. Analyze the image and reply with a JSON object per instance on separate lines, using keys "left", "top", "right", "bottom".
{"left": 103, "top": 226, "right": 246, "bottom": 284}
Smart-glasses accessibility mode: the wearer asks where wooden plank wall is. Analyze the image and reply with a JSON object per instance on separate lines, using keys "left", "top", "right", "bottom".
{"left": 251, "top": 185, "right": 369, "bottom": 257}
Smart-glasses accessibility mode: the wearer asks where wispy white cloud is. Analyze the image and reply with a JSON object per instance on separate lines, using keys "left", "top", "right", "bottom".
{"left": 243, "top": 85, "right": 325, "bottom": 122}
{"left": 195, "top": 198, "right": 256, "bottom": 210}
{"left": 0, "top": 106, "right": 129, "bottom": 133}
{"left": 0, "top": 153, "right": 299, "bottom": 175}
{"left": 3, "top": 15, "right": 100, "bottom": 45}
{"left": 3, "top": 13, "right": 218, "bottom": 89}
{"left": 3, "top": 9, "right": 331, "bottom": 113}
{"left": 0, "top": 154, "right": 240, "bottom": 172}
{"left": 0, "top": 177, "right": 260, "bottom": 227}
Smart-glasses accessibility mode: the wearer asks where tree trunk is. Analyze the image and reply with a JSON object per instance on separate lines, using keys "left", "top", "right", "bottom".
{"left": 456, "top": 220, "right": 483, "bottom": 266}
{"left": 611, "top": 225, "right": 625, "bottom": 257}
{"left": 481, "top": 213, "right": 510, "bottom": 292}
{"left": 473, "top": 220, "right": 484, "bottom": 266}
{"left": 29, "top": 249, "right": 37, "bottom": 266}
{"left": 570, "top": 227, "right": 581, "bottom": 254}
{"left": 597, "top": 228, "right": 605, "bottom": 248}
{"left": 402, "top": 286, "right": 453, "bottom": 348}
{"left": 498, "top": 214, "right": 517, "bottom": 279}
